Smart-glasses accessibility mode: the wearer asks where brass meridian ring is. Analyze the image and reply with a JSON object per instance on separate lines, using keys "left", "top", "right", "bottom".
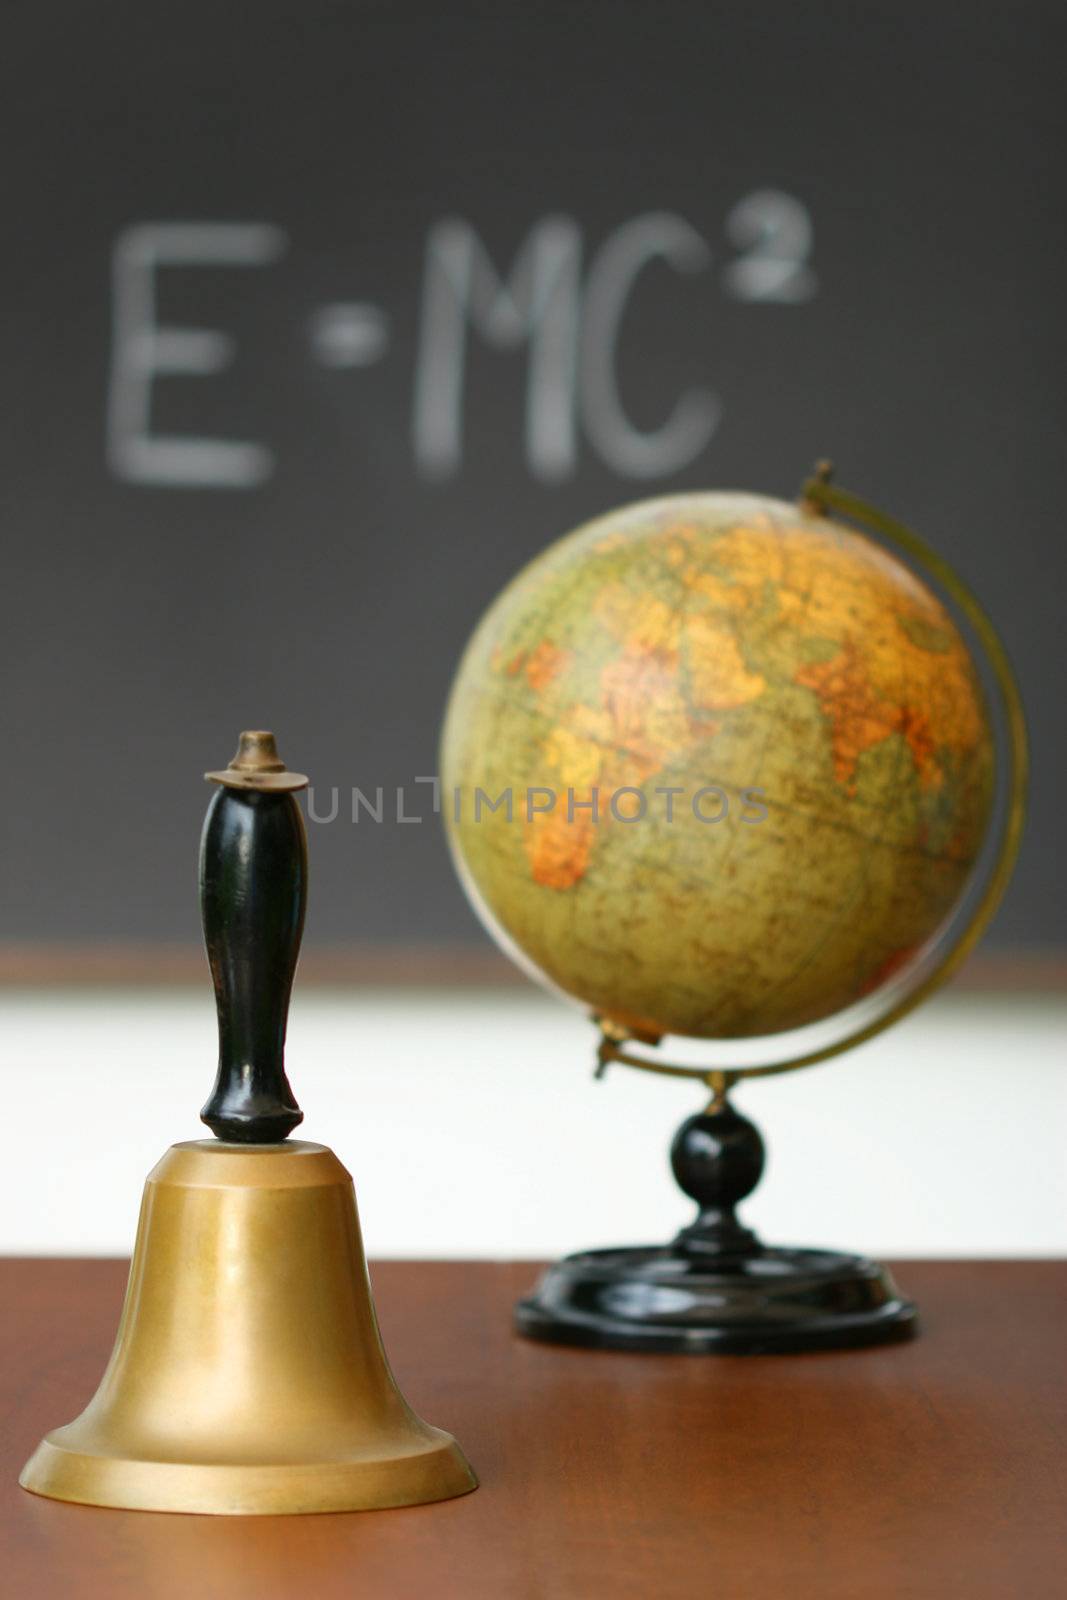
{"left": 594, "top": 464, "right": 1029, "bottom": 1087}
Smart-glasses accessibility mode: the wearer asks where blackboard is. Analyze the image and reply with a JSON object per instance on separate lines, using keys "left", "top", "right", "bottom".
{"left": 0, "top": 1, "right": 1063, "bottom": 962}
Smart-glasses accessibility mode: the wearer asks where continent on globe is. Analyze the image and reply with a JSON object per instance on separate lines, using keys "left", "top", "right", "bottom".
{"left": 441, "top": 493, "right": 994, "bottom": 1041}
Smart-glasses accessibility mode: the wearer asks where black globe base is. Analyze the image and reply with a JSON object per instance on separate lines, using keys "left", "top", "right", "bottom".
{"left": 515, "top": 1245, "right": 917, "bottom": 1354}
{"left": 515, "top": 1096, "right": 918, "bottom": 1354}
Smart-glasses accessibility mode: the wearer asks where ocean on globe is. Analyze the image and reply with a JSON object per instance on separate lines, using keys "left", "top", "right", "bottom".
{"left": 441, "top": 493, "right": 995, "bottom": 1043}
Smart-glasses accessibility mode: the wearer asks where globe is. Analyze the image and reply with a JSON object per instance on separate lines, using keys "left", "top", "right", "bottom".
{"left": 442, "top": 479, "right": 1028, "bottom": 1353}
{"left": 442, "top": 489, "right": 1003, "bottom": 1054}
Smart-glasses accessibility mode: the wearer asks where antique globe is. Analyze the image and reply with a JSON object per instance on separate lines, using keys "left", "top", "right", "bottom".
{"left": 441, "top": 466, "right": 1026, "bottom": 1353}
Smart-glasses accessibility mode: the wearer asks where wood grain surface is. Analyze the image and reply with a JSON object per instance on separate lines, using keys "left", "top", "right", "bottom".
{"left": 2, "top": 1259, "right": 1065, "bottom": 1599}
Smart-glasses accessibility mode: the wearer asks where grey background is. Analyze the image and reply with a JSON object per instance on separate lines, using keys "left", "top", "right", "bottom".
{"left": 0, "top": 0, "right": 1062, "bottom": 956}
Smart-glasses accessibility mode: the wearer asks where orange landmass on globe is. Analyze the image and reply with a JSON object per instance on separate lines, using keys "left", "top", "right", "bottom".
{"left": 794, "top": 642, "right": 940, "bottom": 793}
{"left": 525, "top": 793, "right": 599, "bottom": 890}
{"left": 524, "top": 641, "right": 570, "bottom": 692}
{"left": 526, "top": 648, "right": 686, "bottom": 888}
{"left": 503, "top": 641, "right": 571, "bottom": 694}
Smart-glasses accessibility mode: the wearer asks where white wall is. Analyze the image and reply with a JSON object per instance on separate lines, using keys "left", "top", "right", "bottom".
{"left": 2, "top": 986, "right": 1064, "bottom": 1259}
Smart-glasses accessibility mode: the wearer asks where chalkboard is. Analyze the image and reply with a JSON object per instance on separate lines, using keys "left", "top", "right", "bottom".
{"left": 0, "top": 1, "right": 1063, "bottom": 963}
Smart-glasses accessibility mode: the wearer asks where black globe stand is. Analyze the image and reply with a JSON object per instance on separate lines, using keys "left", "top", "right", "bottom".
{"left": 515, "top": 1093, "right": 918, "bottom": 1354}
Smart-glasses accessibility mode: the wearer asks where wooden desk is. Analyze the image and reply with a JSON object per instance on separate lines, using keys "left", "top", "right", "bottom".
{"left": 2, "top": 1260, "right": 1064, "bottom": 1599}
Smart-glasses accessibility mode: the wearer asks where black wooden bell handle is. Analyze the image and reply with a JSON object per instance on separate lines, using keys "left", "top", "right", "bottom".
{"left": 199, "top": 732, "right": 309, "bottom": 1143}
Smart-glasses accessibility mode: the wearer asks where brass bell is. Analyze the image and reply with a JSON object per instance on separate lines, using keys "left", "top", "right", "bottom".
{"left": 20, "top": 733, "right": 476, "bottom": 1514}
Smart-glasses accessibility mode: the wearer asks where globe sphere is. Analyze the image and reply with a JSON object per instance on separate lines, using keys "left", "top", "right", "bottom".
{"left": 441, "top": 493, "right": 995, "bottom": 1043}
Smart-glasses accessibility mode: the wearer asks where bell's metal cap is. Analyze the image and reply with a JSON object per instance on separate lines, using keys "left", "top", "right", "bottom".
{"left": 205, "top": 730, "right": 308, "bottom": 792}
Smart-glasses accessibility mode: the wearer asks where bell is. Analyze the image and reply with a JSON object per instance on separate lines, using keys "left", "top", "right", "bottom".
{"left": 20, "top": 732, "right": 476, "bottom": 1514}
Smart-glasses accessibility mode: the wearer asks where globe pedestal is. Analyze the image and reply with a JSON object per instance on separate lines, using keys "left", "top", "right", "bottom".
{"left": 515, "top": 1099, "right": 918, "bottom": 1354}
